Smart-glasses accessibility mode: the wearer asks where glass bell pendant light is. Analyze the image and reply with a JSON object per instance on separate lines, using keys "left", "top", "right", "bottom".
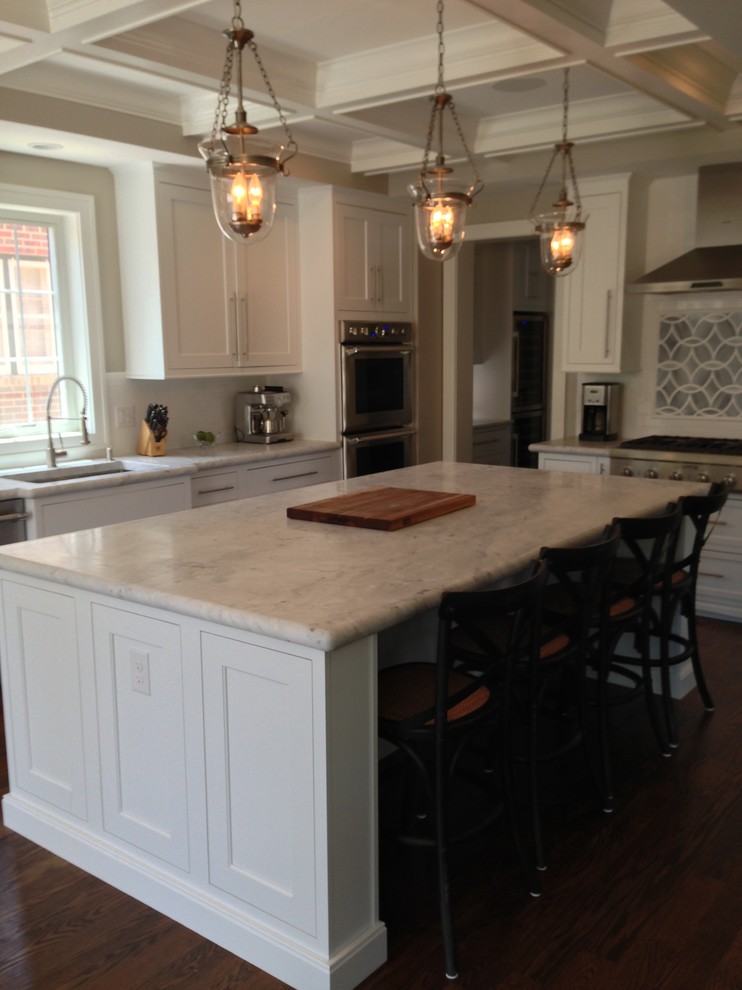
{"left": 198, "top": 0, "right": 297, "bottom": 245}
{"left": 410, "top": 0, "right": 483, "bottom": 262}
{"left": 529, "top": 68, "right": 586, "bottom": 276}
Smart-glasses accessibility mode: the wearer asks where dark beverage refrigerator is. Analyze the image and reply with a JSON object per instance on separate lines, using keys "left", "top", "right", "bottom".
{"left": 511, "top": 312, "right": 548, "bottom": 468}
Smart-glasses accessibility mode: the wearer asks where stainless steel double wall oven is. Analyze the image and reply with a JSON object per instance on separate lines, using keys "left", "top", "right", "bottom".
{"left": 339, "top": 320, "right": 415, "bottom": 477}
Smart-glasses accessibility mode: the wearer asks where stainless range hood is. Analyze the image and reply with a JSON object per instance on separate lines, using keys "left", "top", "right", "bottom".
{"left": 629, "top": 163, "right": 742, "bottom": 293}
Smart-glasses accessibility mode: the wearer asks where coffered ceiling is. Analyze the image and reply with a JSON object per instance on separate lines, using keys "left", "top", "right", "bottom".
{"left": 1, "top": 0, "right": 741, "bottom": 187}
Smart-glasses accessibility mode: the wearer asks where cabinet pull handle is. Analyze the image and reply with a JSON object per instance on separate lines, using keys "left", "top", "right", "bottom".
{"left": 512, "top": 331, "right": 520, "bottom": 399}
{"left": 272, "top": 470, "right": 319, "bottom": 482}
{"left": 376, "top": 265, "right": 383, "bottom": 302}
{"left": 698, "top": 571, "right": 725, "bottom": 580}
{"left": 231, "top": 293, "right": 238, "bottom": 358}
{"left": 241, "top": 295, "right": 248, "bottom": 359}
{"left": 604, "top": 289, "right": 612, "bottom": 359}
{"left": 0, "top": 511, "right": 28, "bottom": 523}
{"left": 196, "top": 485, "right": 236, "bottom": 496}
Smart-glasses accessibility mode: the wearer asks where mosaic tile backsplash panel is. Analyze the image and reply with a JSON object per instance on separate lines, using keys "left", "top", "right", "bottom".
{"left": 656, "top": 311, "right": 742, "bottom": 418}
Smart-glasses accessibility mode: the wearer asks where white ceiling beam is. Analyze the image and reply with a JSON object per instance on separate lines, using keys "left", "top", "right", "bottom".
{"left": 472, "top": 0, "right": 735, "bottom": 128}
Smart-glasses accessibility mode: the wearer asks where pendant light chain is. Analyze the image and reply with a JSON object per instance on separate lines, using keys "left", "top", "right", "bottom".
{"left": 247, "top": 37, "right": 297, "bottom": 164}
{"left": 420, "top": 0, "right": 482, "bottom": 197}
{"left": 212, "top": 39, "right": 236, "bottom": 142}
{"left": 561, "top": 68, "right": 582, "bottom": 217}
{"left": 527, "top": 67, "right": 581, "bottom": 219}
{"left": 210, "top": 0, "right": 296, "bottom": 166}
{"left": 435, "top": 0, "right": 446, "bottom": 94}
{"left": 199, "top": 0, "right": 299, "bottom": 244}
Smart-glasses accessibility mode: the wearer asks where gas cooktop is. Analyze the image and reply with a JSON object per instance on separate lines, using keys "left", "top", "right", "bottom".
{"left": 619, "top": 435, "right": 742, "bottom": 456}
{"left": 611, "top": 435, "right": 741, "bottom": 489}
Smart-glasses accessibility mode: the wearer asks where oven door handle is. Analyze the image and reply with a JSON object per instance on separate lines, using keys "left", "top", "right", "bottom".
{"left": 345, "top": 428, "right": 416, "bottom": 445}
{"left": 345, "top": 346, "right": 413, "bottom": 357}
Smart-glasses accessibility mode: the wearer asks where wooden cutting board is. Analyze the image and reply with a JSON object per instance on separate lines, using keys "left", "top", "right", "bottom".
{"left": 286, "top": 486, "right": 476, "bottom": 531}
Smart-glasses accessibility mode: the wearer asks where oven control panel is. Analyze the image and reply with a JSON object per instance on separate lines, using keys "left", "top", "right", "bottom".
{"left": 340, "top": 320, "right": 413, "bottom": 344}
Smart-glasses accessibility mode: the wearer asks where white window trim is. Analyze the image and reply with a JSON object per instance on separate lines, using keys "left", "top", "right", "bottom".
{"left": 0, "top": 182, "right": 107, "bottom": 466}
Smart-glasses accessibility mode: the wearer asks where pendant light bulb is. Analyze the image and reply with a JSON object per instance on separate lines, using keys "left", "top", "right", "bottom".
{"left": 411, "top": 2, "right": 482, "bottom": 263}
{"left": 529, "top": 68, "right": 586, "bottom": 276}
{"left": 198, "top": 0, "right": 297, "bottom": 246}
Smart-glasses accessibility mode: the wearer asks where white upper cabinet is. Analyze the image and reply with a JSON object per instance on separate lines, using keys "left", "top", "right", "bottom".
{"left": 557, "top": 175, "right": 640, "bottom": 373}
{"left": 334, "top": 201, "right": 411, "bottom": 315}
{"left": 115, "top": 164, "right": 301, "bottom": 379}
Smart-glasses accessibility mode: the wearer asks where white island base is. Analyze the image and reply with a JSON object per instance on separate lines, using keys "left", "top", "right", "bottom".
{"left": 1, "top": 584, "right": 385, "bottom": 990}
{"left": 0, "top": 463, "right": 710, "bottom": 989}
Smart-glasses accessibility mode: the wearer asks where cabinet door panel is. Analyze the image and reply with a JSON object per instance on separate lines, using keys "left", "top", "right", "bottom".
{"left": 239, "top": 203, "right": 301, "bottom": 369}
{"left": 2, "top": 581, "right": 87, "bottom": 817}
{"left": 93, "top": 605, "right": 189, "bottom": 868}
{"left": 377, "top": 210, "right": 409, "bottom": 312}
{"left": 202, "top": 633, "right": 317, "bottom": 933}
{"left": 335, "top": 205, "right": 374, "bottom": 310}
{"left": 561, "top": 192, "right": 623, "bottom": 369}
{"left": 158, "top": 182, "right": 236, "bottom": 370}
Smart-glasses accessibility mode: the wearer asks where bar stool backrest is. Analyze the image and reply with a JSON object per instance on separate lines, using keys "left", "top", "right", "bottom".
{"left": 611, "top": 501, "right": 683, "bottom": 605}
{"left": 677, "top": 482, "right": 730, "bottom": 578}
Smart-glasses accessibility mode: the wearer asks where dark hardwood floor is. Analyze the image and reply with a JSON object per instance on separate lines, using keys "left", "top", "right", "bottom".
{"left": 1, "top": 617, "right": 741, "bottom": 989}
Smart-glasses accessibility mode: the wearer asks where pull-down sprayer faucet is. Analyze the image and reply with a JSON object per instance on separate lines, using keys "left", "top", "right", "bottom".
{"left": 45, "top": 375, "right": 90, "bottom": 468}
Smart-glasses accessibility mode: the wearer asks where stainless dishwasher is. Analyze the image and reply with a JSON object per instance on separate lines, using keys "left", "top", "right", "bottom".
{"left": 0, "top": 498, "right": 28, "bottom": 544}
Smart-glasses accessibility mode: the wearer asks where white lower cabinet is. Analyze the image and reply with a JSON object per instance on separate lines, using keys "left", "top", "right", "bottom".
{"left": 26, "top": 477, "right": 189, "bottom": 538}
{"left": 696, "top": 493, "right": 742, "bottom": 621}
{"left": 538, "top": 451, "right": 610, "bottom": 475}
{"left": 245, "top": 451, "right": 340, "bottom": 497}
{"left": 0, "top": 574, "right": 384, "bottom": 988}
{"left": 190, "top": 469, "right": 241, "bottom": 507}
{"left": 201, "top": 631, "right": 317, "bottom": 933}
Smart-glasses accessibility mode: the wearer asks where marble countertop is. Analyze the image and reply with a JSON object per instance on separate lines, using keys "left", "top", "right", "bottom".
{"left": 529, "top": 436, "right": 625, "bottom": 456}
{"left": 0, "top": 462, "right": 707, "bottom": 652}
{"left": 0, "top": 439, "right": 340, "bottom": 499}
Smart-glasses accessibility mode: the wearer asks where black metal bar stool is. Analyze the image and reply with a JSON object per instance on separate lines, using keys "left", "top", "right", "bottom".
{"left": 377, "top": 560, "right": 547, "bottom": 982}
{"left": 657, "top": 481, "right": 730, "bottom": 746}
{"left": 448, "top": 524, "right": 621, "bottom": 878}
{"left": 596, "top": 502, "right": 683, "bottom": 771}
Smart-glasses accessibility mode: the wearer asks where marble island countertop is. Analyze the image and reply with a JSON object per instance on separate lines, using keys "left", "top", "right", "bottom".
{"left": 0, "top": 462, "right": 707, "bottom": 652}
{"left": 0, "top": 439, "right": 340, "bottom": 499}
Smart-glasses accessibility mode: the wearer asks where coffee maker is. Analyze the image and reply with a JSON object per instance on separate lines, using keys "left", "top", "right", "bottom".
{"left": 579, "top": 382, "right": 621, "bottom": 441}
{"left": 234, "top": 386, "right": 293, "bottom": 444}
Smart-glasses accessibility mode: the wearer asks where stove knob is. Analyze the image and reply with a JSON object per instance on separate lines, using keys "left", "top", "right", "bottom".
{"left": 621, "top": 467, "right": 633, "bottom": 477}
{"left": 696, "top": 471, "right": 710, "bottom": 483}
{"left": 723, "top": 474, "right": 737, "bottom": 489}
{"left": 669, "top": 470, "right": 683, "bottom": 481}
{"left": 644, "top": 469, "right": 658, "bottom": 479}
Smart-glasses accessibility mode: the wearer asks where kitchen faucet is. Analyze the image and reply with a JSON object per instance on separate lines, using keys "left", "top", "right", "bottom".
{"left": 45, "top": 375, "right": 90, "bottom": 468}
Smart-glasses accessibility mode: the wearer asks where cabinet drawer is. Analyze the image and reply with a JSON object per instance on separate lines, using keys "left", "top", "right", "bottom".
{"left": 704, "top": 495, "right": 742, "bottom": 553}
{"left": 696, "top": 549, "right": 742, "bottom": 621}
{"left": 191, "top": 471, "right": 241, "bottom": 507}
{"left": 247, "top": 455, "right": 337, "bottom": 497}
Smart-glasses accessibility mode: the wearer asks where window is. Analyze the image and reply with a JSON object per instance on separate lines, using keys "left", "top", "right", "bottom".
{"left": 0, "top": 220, "right": 62, "bottom": 426}
{"left": 0, "top": 185, "right": 105, "bottom": 459}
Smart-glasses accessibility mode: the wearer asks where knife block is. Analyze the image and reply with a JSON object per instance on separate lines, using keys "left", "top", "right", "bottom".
{"left": 136, "top": 420, "right": 167, "bottom": 456}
